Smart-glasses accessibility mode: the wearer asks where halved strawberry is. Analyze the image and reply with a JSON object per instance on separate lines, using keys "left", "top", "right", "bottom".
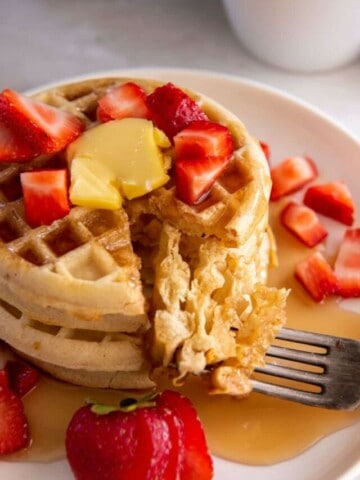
{"left": 5, "top": 360, "right": 39, "bottom": 397}
{"left": 280, "top": 201, "right": 328, "bottom": 247}
{"left": 259, "top": 141, "right": 270, "bottom": 163}
{"left": 97, "top": 82, "right": 150, "bottom": 123}
{"left": 270, "top": 156, "right": 318, "bottom": 201}
{"left": 0, "top": 89, "right": 84, "bottom": 160}
{"left": 303, "top": 181, "right": 355, "bottom": 226}
{"left": 0, "top": 369, "right": 29, "bottom": 455}
{"left": 20, "top": 169, "right": 71, "bottom": 227}
{"left": 146, "top": 83, "right": 207, "bottom": 140}
{"left": 0, "top": 123, "right": 36, "bottom": 162}
{"left": 174, "top": 120, "right": 234, "bottom": 161}
{"left": 176, "top": 155, "right": 229, "bottom": 205}
{"left": 295, "top": 251, "right": 338, "bottom": 302}
{"left": 334, "top": 228, "right": 360, "bottom": 297}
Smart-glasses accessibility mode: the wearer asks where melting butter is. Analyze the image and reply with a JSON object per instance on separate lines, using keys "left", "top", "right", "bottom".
{"left": 67, "top": 118, "right": 171, "bottom": 209}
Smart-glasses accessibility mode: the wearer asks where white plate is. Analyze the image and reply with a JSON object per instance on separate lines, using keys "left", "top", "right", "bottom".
{"left": 1, "top": 68, "right": 360, "bottom": 480}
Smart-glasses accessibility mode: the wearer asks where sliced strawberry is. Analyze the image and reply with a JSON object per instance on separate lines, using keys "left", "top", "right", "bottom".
{"left": 157, "top": 390, "right": 213, "bottom": 480}
{"left": 303, "top": 181, "right": 355, "bottom": 226}
{"left": 295, "top": 251, "right": 338, "bottom": 302}
{"left": 176, "top": 155, "right": 229, "bottom": 205}
{"left": 281, "top": 201, "right": 328, "bottom": 247}
{"left": 270, "top": 156, "right": 318, "bottom": 201}
{"left": 0, "top": 123, "right": 36, "bottom": 162}
{"left": 5, "top": 360, "right": 39, "bottom": 397}
{"left": 0, "top": 89, "right": 84, "bottom": 160}
{"left": 0, "top": 370, "right": 29, "bottom": 455}
{"left": 146, "top": 83, "right": 207, "bottom": 140}
{"left": 20, "top": 169, "right": 71, "bottom": 227}
{"left": 334, "top": 228, "right": 360, "bottom": 298}
{"left": 259, "top": 141, "right": 270, "bottom": 163}
{"left": 97, "top": 82, "right": 150, "bottom": 123}
{"left": 66, "top": 391, "right": 212, "bottom": 480}
{"left": 174, "top": 120, "right": 234, "bottom": 161}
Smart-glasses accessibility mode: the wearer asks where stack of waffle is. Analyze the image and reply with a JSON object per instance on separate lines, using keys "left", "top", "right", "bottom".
{"left": 0, "top": 78, "right": 287, "bottom": 395}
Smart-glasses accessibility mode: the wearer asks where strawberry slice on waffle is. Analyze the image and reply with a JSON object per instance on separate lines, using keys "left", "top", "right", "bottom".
{"left": 0, "top": 89, "right": 84, "bottom": 162}
{"left": 176, "top": 155, "right": 229, "bottom": 205}
{"left": 334, "top": 228, "right": 360, "bottom": 298}
{"left": 0, "top": 122, "right": 36, "bottom": 162}
{"left": 174, "top": 120, "right": 234, "bottom": 160}
{"left": 304, "top": 181, "right": 355, "bottom": 226}
{"left": 146, "top": 82, "right": 207, "bottom": 140}
{"left": 20, "top": 169, "right": 71, "bottom": 227}
{"left": 174, "top": 120, "right": 234, "bottom": 205}
{"left": 270, "top": 156, "right": 318, "bottom": 201}
{"left": 97, "top": 82, "right": 150, "bottom": 123}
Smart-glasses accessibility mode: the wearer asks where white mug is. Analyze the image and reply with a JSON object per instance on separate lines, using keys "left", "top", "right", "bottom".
{"left": 222, "top": 0, "right": 360, "bottom": 72}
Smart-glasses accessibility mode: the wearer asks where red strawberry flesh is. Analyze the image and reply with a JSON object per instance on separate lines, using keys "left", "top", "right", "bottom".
{"left": 270, "top": 156, "right": 318, "bottom": 201}
{"left": 66, "top": 391, "right": 213, "bottom": 480}
{"left": 0, "top": 123, "right": 36, "bottom": 162}
{"left": 281, "top": 201, "right": 328, "bottom": 247}
{"left": 0, "top": 369, "right": 9, "bottom": 390}
{"left": 97, "top": 82, "right": 150, "bottom": 123}
{"left": 0, "top": 369, "right": 29, "bottom": 455}
{"left": 176, "top": 155, "right": 229, "bottom": 205}
{"left": 174, "top": 120, "right": 234, "bottom": 161}
{"left": 146, "top": 83, "right": 207, "bottom": 140}
{"left": 5, "top": 360, "right": 39, "bottom": 397}
{"left": 66, "top": 404, "right": 173, "bottom": 480}
{"left": 259, "top": 141, "right": 270, "bottom": 163}
{"left": 334, "top": 228, "right": 360, "bottom": 297}
{"left": 20, "top": 169, "right": 71, "bottom": 227}
{"left": 304, "top": 181, "right": 355, "bottom": 226}
{"left": 295, "top": 251, "right": 338, "bottom": 302}
{"left": 0, "top": 89, "right": 84, "bottom": 160}
{"left": 157, "top": 390, "right": 213, "bottom": 480}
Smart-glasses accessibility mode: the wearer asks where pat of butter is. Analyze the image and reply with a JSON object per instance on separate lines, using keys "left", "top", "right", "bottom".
{"left": 67, "top": 118, "right": 171, "bottom": 209}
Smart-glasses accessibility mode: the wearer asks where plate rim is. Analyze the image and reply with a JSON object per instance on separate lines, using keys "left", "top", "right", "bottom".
{"left": 25, "top": 66, "right": 360, "bottom": 145}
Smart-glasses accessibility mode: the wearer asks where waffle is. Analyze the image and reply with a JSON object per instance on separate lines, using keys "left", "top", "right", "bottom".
{"left": 0, "top": 298, "right": 153, "bottom": 389}
{"left": 0, "top": 202, "right": 145, "bottom": 325}
{"left": 0, "top": 77, "right": 287, "bottom": 394}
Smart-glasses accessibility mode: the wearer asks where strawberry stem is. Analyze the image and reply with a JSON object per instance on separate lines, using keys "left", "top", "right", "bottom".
{"left": 86, "top": 391, "right": 158, "bottom": 415}
{"left": 119, "top": 398, "right": 138, "bottom": 412}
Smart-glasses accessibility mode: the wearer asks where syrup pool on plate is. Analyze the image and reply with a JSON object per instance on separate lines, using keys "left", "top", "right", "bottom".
{"left": 8, "top": 203, "right": 360, "bottom": 466}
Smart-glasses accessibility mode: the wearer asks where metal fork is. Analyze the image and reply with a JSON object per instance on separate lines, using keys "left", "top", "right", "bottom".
{"left": 252, "top": 328, "right": 360, "bottom": 410}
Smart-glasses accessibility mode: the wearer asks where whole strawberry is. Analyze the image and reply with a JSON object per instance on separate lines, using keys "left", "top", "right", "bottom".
{"left": 66, "top": 390, "right": 213, "bottom": 480}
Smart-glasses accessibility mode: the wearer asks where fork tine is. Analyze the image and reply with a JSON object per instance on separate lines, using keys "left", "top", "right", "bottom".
{"left": 254, "top": 327, "right": 360, "bottom": 410}
{"left": 277, "top": 327, "right": 334, "bottom": 347}
{"left": 252, "top": 379, "right": 328, "bottom": 407}
{"left": 266, "top": 345, "right": 327, "bottom": 366}
{"left": 255, "top": 363, "right": 326, "bottom": 385}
